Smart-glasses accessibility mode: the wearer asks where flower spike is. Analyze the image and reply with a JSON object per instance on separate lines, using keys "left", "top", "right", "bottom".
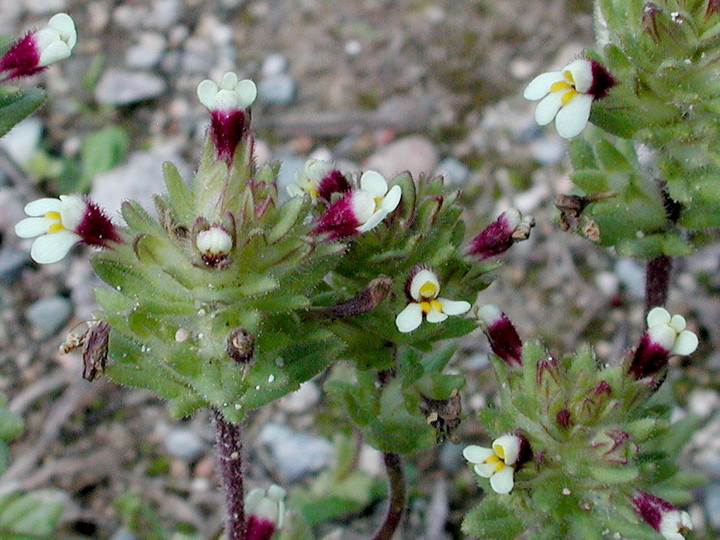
{"left": 628, "top": 307, "right": 698, "bottom": 379}
{"left": 312, "top": 170, "right": 401, "bottom": 239}
{"left": 15, "top": 195, "right": 120, "bottom": 264}
{"left": 0, "top": 13, "right": 77, "bottom": 81}
{"left": 523, "top": 58, "right": 615, "bottom": 138}
{"left": 197, "top": 72, "right": 257, "bottom": 164}
{"left": 395, "top": 265, "right": 471, "bottom": 333}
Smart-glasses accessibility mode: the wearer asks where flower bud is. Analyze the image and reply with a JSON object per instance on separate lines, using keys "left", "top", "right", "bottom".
{"left": 477, "top": 304, "right": 523, "bottom": 366}
{"left": 631, "top": 491, "right": 693, "bottom": 539}
{"left": 577, "top": 381, "right": 612, "bottom": 422}
{"left": 591, "top": 428, "right": 637, "bottom": 465}
{"left": 468, "top": 209, "right": 534, "bottom": 260}
{"left": 196, "top": 226, "right": 233, "bottom": 266}
{"left": 309, "top": 275, "right": 392, "bottom": 318}
{"left": 536, "top": 356, "right": 562, "bottom": 404}
{"left": 556, "top": 409, "right": 572, "bottom": 429}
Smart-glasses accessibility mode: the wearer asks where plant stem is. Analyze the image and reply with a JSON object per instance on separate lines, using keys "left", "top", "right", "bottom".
{"left": 372, "top": 451, "right": 406, "bottom": 540}
{"left": 645, "top": 254, "right": 672, "bottom": 313}
{"left": 213, "top": 408, "right": 246, "bottom": 540}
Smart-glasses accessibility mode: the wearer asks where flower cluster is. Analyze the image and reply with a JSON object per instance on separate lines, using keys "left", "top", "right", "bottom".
{"left": 15, "top": 195, "right": 120, "bottom": 264}
{"left": 0, "top": 13, "right": 76, "bottom": 81}
{"left": 523, "top": 58, "right": 615, "bottom": 138}
{"left": 395, "top": 266, "right": 471, "bottom": 333}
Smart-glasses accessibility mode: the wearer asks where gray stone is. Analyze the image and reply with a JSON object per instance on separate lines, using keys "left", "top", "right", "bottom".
{"left": 529, "top": 136, "right": 566, "bottom": 165}
{"left": 258, "top": 75, "right": 297, "bottom": 106}
{"left": 25, "top": 296, "right": 73, "bottom": 340}
{"left": 110, "top": 528, "right": 139, "bottom": 540}
{"left": 435, "top": 156, "right": 470, "bottom": 186}
{"left": 278, "top": 381, "right": 321, "bottom": 413}
{"left": 125, "top": 33, "right": 167, "bottom": 70}
{"left": 261, "top": 54, "right": 288, "bottom": 77}
{"left": 164, "top": 428, "right": 206, "bottom": 461}
{"left": 365, "top": 135, "right": 439, "bottom": 180}
{"left": 0, "top": 117, "right": 42, "bottom": 166}
{"left": 0, "top": 247, "right": 30, "bottom": 285}
{"left": 615, "top": 258, "right": 646, "bottom": 300}
{"left": 90, "top": 145, "right": 190, "bottom": 216}
{"left": 181, "top": 38, "right": 216, "bottom": 75}
{"left": 24, "top": 0, "right": 67, "bottom": 15}
{"left": 258, "top": 423, "right": 333, "bottom": 482}
{"left": 704, "top": 482, "right": 720, "bottom": 529}
{"left": 94, "top": 69, "right": 167, "bottom": 105}
{"left": 151, "top": 0, "right": 181, "bottom": 30}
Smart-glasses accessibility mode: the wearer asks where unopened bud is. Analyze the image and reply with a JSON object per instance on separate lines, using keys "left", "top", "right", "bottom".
{"left": 468, "top": 209, "right": 534, "bottom": 261}
{"left": 477, "top": 304, "right": 523, "bottom": 366}
{"left": 591, "top": 428, "right": 637, "bottom": 465}
{"left": 309, "top": 275, "right": 392, "bottom": 318}
{"left": 227, "top": 328, "right": 255, "bottom": 364}
{"left": 196, "top": 226, "right": 233, "bottom": 266}
{"left": 556, "top": 409, "right": 572, "bottom": 429}
{"left": 536, "top": 356, "right": 562, "bottom": 404}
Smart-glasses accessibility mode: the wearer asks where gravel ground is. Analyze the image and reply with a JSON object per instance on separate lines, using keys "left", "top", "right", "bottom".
{"left": 1, "top": 1, "right": 718, "bottom": 538}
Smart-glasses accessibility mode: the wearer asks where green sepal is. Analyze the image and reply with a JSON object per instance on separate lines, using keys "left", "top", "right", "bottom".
{"left": 0, "top": 88, "right": 46, "bottom": 139}
{"left": 163, "top": 161, "right": 194, "bottom": 223}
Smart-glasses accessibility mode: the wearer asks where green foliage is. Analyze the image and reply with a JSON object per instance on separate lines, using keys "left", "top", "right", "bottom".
{"left": 463, "top": 341, "right": 701, "bottom": 539}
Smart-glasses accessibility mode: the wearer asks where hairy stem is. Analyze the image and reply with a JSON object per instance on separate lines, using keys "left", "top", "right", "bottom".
{"left": 372, "top": 452, "right": 406, "bottom": 540}
{"left": 213, "top": 408, "right": 246, "bottom": 540}
{"left": 645, "top": 254, "right": 672, "bottom": 313}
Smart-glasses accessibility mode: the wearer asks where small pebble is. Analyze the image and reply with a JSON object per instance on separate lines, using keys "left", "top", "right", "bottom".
{"left": 278, "top": 381, "right": 321, "bottom": 413}
{"left": 435, "top": 156, "right": 470, "bottom": 186}
{"left": 258, "top": 75, "right": 297, "bottom": 106}
{"left": 704, "top": 482, "right": 720, "bottom": 529}
{"left": 615, "top": 258, "right": 645, "bottom": 300}
{"left": 0, "top": 117, "right": 42, "bottom": 166}
{"left": 125, "top": 33, "right": 167, "bottom": 69}
{"left": 164, "top": 428, "right": 206, "bottom": 462}
{"left": 0, "top": 247, "right": 30, "bottom": 285}
{"left": 95, "top": 69, "right": 167, "bottom": 105}
{"left": 261, "top": 54, "right": 288, "bottom": 77}
{"left": 25, "top": 296, "right": 73, "bottom": 340}
{"left": 258, "top": 423, "right": 332, "bottom": 482}
{"left": 365, "top": 135, "right": 439, "bottom": 179}
{"left": 110, "top": 528, "right": 139, "bottom": 540}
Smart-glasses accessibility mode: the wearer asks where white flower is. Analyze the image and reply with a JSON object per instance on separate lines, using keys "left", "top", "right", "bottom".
{"left": 196, "top": 226, "right": 233, "bottom": 257}
{"left": 197, "top": 72, "right": 257, "bottom": 111}
{"left": 35, "top": 13, "right": 77, "bottom": 67}
{"left": 463, "top": 434, "right": 522, "bottom": 494}
{"left": 353, "top": 170, "right": 402, "bottom": 233}
{"left": 246, "top": 484, "right": 286, "bottom": 531}
{"left": 659, "top": 510, "right": 693, "bottom": 540}
{"left": 287, "top": 159, "right": 334, "bottom": 198}
{"left": 646, "top": 307, "right": 698, "bottom": 355}
{"left": 15, "top": 195, "right": 85, "bottom": 264}
{"left": 523, "top": 58, "right": 614, "bottom": 139}
{"left": 395, "top": 266, "right": 471, "bottom": 333}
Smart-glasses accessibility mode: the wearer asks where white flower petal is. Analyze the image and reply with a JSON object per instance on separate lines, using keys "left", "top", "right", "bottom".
{"left": 669, "top": 314, "right": 687, "bottom": 333}
{"left": 554, "top": 93, "right": 592, "bottom": 138}
{"left": 647, "top": 307, "right": 671, "bottom": 327}
{"left": 671, "top": 330, "right": 698, "bottom": 356}
{"left": 221, "top": 72, "right": 239, "bottom": 89}
{"left": 15, "top": 217, "right": 55, "bottom": 238}
{"left": 24, "top": 198, "right": 62, "bottom": 216}
{"left": 236, "top": 79, "right": 258, "bottom": 108}
{"left": 197, "top": 227, "right": 232, "bottom": 254}
{"left": 356, "top": 207, "right": 390, "bottom": 232}
{"left": 47, "top": 13, "right": 76, "bottom": 49}
{"left": 214, "top": 89, "right": 241, "bottom": 111}
{"left": 351, "top": 192, "right": 377, "bottom": 226}
{"left": 489, "top": 465, "right": 514, "bottom": 494}
{"left": 474, "top": 462, "right": 498, "bottom": 478}
{"left": 462, "top": 445, "right": 495, "bottom": 464}
{"left": 477, "top": 304, "right": 503, "bottom": 326}
{"left": 523, "top": 71, "right": 564, "bottom": 100}
{"left": 197, "top": 79, "right": 219, "bottom": 109}
{"left": 648, "top": 325, "right": 676, "bottom": 351}
{"left": 534, "top": 92, "right": 564, "bottom": 126}
{"left": 359, "top": 170, "right": 389, "bottom": 197}
{"left": 38, "top": 41, "right": 71, "bottom": 67}
{"left": 379, "top": 184, "right": 402, "bottom": 213}
{"left": 566, "top": 59, "right": 593, "bottom": 94}
{"left": 30, "top": 231, "right": 79, "bottom": 264}
{"left": 245, "top": 488, "right": 265, "bottom": 514}
{"left": 59, "top": 195, "right": 86, "bottom": 230}
{"left": 659, "top": 509, "right": 691, "bottom": 540}
{"left": 493, "top": 435, "right": 521, "bottom": 465}
{"left": 437, "top": 298, "right": 471, "bottom": 316}
{"left": 396, "top": 303, "right": 423, "bottom": 333}
{"left": 410, "top": 268, "right": 440, "bottom": 301}
{"left": 425, "top": 307, "right": 448, "bottom": 323}
{"left": 286, "top": 184, "right": 305, "bottom": 198}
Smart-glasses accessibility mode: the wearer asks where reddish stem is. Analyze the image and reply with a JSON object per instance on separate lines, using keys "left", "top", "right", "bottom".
{"left": 213, "top": 409, "right": 246, "bottom": 540}
{"left": 372, "top": 452, "right": 406, "bottom": 540}
{"left": 645, "top": 255, "right": 672, "bottom": 313}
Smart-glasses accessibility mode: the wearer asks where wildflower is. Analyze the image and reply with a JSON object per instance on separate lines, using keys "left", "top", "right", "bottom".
{"left": 197, "top": 72, "right": 257, "bottom": 163}
{"left": 468, "top": 209, "right": 534, "bottom": 260}
{"left": 463, "top": 434, "right": 530, "bottom": 494}
{"left": 0, "top": 13, "right": 76, "bottom": 81}
{"left": 395, "top": 265, "right": 471, "bottom": 333}
{"left": 632, "top": 491, "right": 693, "bottom": 540}
{"left": 287, "top": 159, "right": 351, "bottom": 202}
{"left": 523, "top": 58, "right": 615, "bottom": 138}
{"left": 245, "top": 484, "right": 286, "bottom": 540}
{"left": 312, "top": 170, "right": 401, "bottom": 239}
{"left": 477, "top": 304, "right": 523, "bottom": 366}
{"left": 628, "top": 307, "right": 698, "bottom": 379}
{"left": 14, "top": 195, "right": 120, "bottom": 264}
{"left": 196, "top": 226, "right": 233, "bottom": 266}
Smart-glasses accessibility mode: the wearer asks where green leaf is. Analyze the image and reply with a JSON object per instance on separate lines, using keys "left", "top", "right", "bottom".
{"left": 0, "top": 407, "right": 24, "bottom": 441}
{"left": 0, "top": 490, "right": 65, "bottom": 535}
{"left": 462, "top": 496, "right": 524, "bottom": 539}
{"left": 80, "top": 126, "right": 129, "bottom": 186}
{"left": 568, "top": 139, "right": 598, "bottom": 170}
{"left": 569, "top": 170, "right": 609, "bottom": 193}
{"left": 0, "top": 88, "right": 46, "bottom": 139}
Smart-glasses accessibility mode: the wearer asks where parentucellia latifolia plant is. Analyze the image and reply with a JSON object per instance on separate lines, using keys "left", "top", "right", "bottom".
{"left": 8, "top": 1, "right": 714, "bottom": 538}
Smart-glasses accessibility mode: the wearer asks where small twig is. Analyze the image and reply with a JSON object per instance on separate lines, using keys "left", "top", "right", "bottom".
{"left": 645, "top": 254, "right": 672, "bottom": 313}
{"left": 213, "top": 408, "right": 246, "bottom": 540}
{"left": 372, "top": 452, "right": 406, "bottom": 540}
